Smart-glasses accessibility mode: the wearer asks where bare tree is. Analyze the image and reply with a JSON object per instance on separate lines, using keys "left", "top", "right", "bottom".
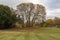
{"left": 17, "top": 3, "right": 46, "bottom": 27}
{"left": 17, "top": 3, "right": 35, "bottom": 27}
{"left": 31, "top": 4, "right": 46, "bottom": 26}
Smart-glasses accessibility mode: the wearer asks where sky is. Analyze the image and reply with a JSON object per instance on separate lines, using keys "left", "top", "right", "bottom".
{"left": 0, "top": 0, "right": 60, "bottom": 19}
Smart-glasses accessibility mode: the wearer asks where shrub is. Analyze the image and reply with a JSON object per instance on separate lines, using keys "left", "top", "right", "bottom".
{"left": 0, "top": 5, "right": 17, "bottom": 29}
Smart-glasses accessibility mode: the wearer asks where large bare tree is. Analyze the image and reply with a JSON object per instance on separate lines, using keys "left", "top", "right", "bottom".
{"left": 17, "top": 3, "right": 34, "bottom": 27}
{"left": 16, "top": 3, "right": 46, "bottom": 27}
{"left": 30, "top": 4, "right": 46, "bottom": 26}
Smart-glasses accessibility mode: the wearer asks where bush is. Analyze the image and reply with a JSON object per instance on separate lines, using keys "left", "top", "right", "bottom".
{"left": 40, "top": 22, "right": 45, "bottom": 27}
{"left": 0, "top": 5, "right": 17, "bottom": 29}
{"left": 57, "top": 25, "right": 60, "bottom": 28}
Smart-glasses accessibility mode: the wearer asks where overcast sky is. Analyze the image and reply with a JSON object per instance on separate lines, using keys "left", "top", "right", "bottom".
{"left": 0, "top": 0, "right": 60, "bottom": 19}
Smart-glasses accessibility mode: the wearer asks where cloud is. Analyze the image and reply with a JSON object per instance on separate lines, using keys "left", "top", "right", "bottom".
{"left": 46, "top": 9, "right": 60, "bottom": 19}
{"left": 0, "top": 0, "right": 29, "bottom": 9}
{"left": 0, "top": 0, "right": 20, "bottom": 9}
{"left": 0, "top": 0, "right": 46, "bottom": 9}
{"left": 41, "top": 0, "right": 60, "bottom": 19}
{"left": 0, "top": 0, "right": 60, "bottom": 19}
{"left": 44, "top": 0, "right": 60, "bottom": 10}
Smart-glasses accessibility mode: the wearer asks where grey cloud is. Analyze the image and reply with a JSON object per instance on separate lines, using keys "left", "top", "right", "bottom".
{"left": 46, "top": 16, "right": 55, "bottom": 19}
{"left": 44, "top": 0, "right": 60, "bottom": 10}
{"left": 0, "top": 0, "right": 36, "bottom": 9}
{"left": 0, "top": 0, "right": 20, "bottom": 8}
{"left": 0, "top": 0, "right": 60, "bottom": 19}
{"left": 46, "top": 9, "right": 60, "bottom": 19}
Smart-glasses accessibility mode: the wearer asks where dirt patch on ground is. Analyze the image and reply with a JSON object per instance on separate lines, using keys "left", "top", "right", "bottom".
{"left": 0, "top": 26, "right": 46, "bottom": 32}
{"left": 12, "top": 27, "right": 46, "bottom": 32}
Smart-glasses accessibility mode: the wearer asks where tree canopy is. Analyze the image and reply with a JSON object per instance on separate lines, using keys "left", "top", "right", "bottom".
{"left": 0, "top": 5, "right": 17, "bottom": 29}
{"left": 16, "top": 3, "right": 46, "bottom": 27}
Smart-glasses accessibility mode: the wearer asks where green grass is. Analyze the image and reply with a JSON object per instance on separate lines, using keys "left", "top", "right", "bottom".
{"left": 0, "top": 28, "right": 60, "bottom": 40}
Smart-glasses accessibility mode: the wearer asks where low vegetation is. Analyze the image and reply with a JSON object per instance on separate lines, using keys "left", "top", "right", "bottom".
{"left": 0, "top": 28, "right": 60, "bottom": 40}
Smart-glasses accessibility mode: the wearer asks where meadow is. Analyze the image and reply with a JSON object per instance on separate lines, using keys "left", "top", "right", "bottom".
{"left": 0, "top": 28, "right": 60, "bottom": 40}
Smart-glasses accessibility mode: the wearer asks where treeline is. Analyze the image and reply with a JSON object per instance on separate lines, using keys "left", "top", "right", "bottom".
{"left": 0, "top": 3, "right": 46, "bottom": 29}
{"left": 0, "top": 4, "right": 60, "bottom": 29}
{"left": 42, "top": 17, "right": 60, "bottom": 27}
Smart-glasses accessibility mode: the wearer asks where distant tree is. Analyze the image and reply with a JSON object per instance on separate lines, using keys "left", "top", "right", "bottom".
{"left": 0, "top": 5, "right": 17, "bottom": 29}
{"left": 53, "top": 17, "right": 60, "bottom": 27}
{"left": 31, "top": 4, "right": 46, "bottom": 27}
{"left": 43, "top": 19, "right": 53, "bottom": 27}
{"left": 17, "top": 3, "right": 35, "bottom": 27}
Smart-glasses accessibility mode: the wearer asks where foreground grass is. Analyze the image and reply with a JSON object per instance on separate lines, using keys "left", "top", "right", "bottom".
{"left": 0, "top": 28, "right": 60, "bottom": 40}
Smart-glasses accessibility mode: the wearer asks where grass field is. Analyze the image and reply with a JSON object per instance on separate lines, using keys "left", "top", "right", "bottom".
{"left": 0, "top": 28, "right": 60, "bottom": 40}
